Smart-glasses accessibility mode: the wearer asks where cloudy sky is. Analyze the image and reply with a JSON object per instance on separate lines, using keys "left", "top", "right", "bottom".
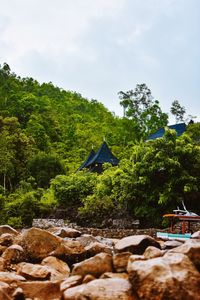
{"left": 1, "top": 0, "right": 200, "bottom": 123}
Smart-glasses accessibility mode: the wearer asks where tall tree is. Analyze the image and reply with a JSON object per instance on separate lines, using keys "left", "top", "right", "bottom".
{"left": 118, "top": 83, "right": 168, "bottom": 139}
{"left": 170, "top": 100, "right": 186, "bottom": 123}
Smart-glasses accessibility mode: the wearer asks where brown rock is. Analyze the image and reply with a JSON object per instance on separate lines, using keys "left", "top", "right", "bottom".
{"left": 18, "top": 281, "right": 61, "bottom": 300}
{"left": 0, "top": 272, "right": 25, "bottom": 284}
{"left": 0, "top": 233, "right": 14, "bottom": 247}
{"left": 0, "top": 258, "right": 5, "bottom": 272}
{"left": 143, "top": 246, "right": 163, "bottom": 259}
{"left": 2, "top": 244, "right": 25, "bottom": 264}
{"left": 85, "top": 241, "right": 113, "bottom": 256}
{"left": 83, "top": 274, "right": 96, "bottom": 283}
{"left": 63, "top": 278, "right": 137, "bottom": 300}
{"left": 76, "top": 234, "right": 100, "bottom": 247}
{"left": 19, "top": 227, "right": 62, "bottom": 260}
{"left": 41, "top": 256, "right": 70, "bottom": 281}
{"left": 113, "top": 252, "right": 132, "bottom": 272}
{"left": 191, "top": 231, "right": 200, "bottom": 239}
{"left": 17, "top": 262, "right": 50, "bottom": 280}
{"left": 114, "top": 235, "right": 160, "bottom": 254}
{"left": 163, "top": 240, "right": 183, "bottom": 250}
{"left": 60, "top": 275, "right": 83, "bottom": 292}
{"left": 168, "top": 239, "right": 200, "bottom": 270}
{"left": 0, "top": 245, "right": 6, "bottom": 256}
{"left": 0, "top": 281, "right": 10, "bottom": 300}
{"left": 72, "top": 252, "right": 113, "bottom": 278}
{"left": 128, "top": 253, "right": 200, "bottom": 300}
{"left": 53, "top": 227, "right": 81, "bottom": 238}
{"left": 0, "top": 225, "right": 18, "bottom": 236}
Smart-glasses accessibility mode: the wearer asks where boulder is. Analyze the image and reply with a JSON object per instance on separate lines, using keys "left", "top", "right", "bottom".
{"left": 63, "top": 278, "right": 137, "bottom": 300}
{"left": 0, "top": 225, "right": 18, "bottom": 236}
{"left": 72, "top": 252, "right": 113, "bottom": 278}
{"left": 18, "top": 281, "right": 61, "bottom": 300}
{"left": 41, "top": 256, "right": 70, "bottom": 281}
{"left": 60, "top": 275, "right": 83, "bottom": 292}
{"left": 83, "top": 274, "right": 96, "bottom": 283}
{"left": 163, "top": 240, "right": 183, "bottom": 250}
{"left": 0, "top": 272, "right": 25, "bottom": 284}
{"left": 85, "top": 241, "right": 113, "bottom": 256}
{"left": 143, "top": 246, "right": 163, "bottom": 259}
{"left": 0, "top": 233, "right": 14, "bottom": 247}
{"left": 0, "top": 281, "right": 10, "bottom": 300}
{"left": 128, "top": 253, "right": 200, "bottom": 300}
{"left": 0, "top": 258, "right": 5, "bottom": 272}
{"left": 191, "top": 231, "right": 200, "bottom": 239}
{"left": 19, "top": 227, "right": 62, "bottom": 260}
{"left": 113, "top": 252, "right": 132, "bottom": 272}
{"left": 76, "top": 234, "right": 100, "bottom": 247}
{"left": 49, "top": 239, "right": 86, "bottom": 263}
{"left": 53, "top": 227, "right": 81, "bottom": 238}
{"left": 17, "top": 262, "right": 51, "bottom": 280}
{"left": 114, "top": 235, "right": 160, "bottom": 254}
{"left": 168, "top": 239, "right": 200, "bottom": 270}
{"left": 2, "top": 244, "right": 25, "bottom": 264}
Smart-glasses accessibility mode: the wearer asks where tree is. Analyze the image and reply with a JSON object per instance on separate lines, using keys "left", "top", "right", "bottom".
{"left": 170, "top": 100, "right": 186, "bottom": 123}
{"left": 119, "top": 84, "right": 168, "bottom": 140}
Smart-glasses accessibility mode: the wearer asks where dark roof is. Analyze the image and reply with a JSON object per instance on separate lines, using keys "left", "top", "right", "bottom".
{"left": 78, "top": 149, "right": 96, "bottom": 171}
{"left": 147, "top": 123, "right": 186, "bottom": 140}
{"left": 78, "top": 142, "right": 119, "bottom": 172}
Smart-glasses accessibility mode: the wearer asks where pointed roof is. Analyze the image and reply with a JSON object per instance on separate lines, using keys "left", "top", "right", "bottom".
{"left": 147, "top": 123, "right": 186, "bottom": 140}
{"left": 78, "top": 142, "right": 119, "bottom": 172}
{"left": 78, "top": 149, "right": 96, "bottom": 171}
{"left": 88, "top": 141, "right": 119, "bottom": 166}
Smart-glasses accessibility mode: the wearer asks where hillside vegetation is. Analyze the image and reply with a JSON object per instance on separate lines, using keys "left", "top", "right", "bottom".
{"left": 0, "top": 63, "right": 199, "bottom": 228}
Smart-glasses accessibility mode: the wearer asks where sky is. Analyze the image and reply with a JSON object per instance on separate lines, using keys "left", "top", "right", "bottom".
{"left": 0, "top": 0, "right": 200, "bottom": 123}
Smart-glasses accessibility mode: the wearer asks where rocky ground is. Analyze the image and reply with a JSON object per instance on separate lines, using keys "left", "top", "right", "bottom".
{"left": 0, "top": 225, "right": 199, "bottom": 300}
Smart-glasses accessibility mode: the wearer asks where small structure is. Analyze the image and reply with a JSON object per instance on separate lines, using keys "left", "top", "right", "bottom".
{"left": 78, "top": 141, "right": 119, "bottom": 173}
{"left": 147, "top": 123, "right": 186, "bottom": 140}
{"left": 157, "top": 202, "right": 200, "bottom": 240}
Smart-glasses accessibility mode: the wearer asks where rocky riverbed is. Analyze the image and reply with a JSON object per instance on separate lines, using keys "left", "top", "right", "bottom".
{"left": 0, "top": 224, "right": 200, "bottom": 299}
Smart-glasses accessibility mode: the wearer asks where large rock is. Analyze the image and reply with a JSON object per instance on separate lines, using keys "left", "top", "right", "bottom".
{"left": 52, "top": 227, "right": 81, "bottom": 238}
{"left": 63, "top": 278, "right": 137, "bottom": 300}
{"left": 19, "top": 227, "right": 62, "bottom": 260}
{"left": 18, "top": 281, "right": 61, "bottom": 300}
{"left": 115, "top": 235, "right": 160, "bottom": 254}
{"left": 2, "top": 244, "right": 25, "bottom": 264}
{"left": 113, "top": 252, "right": 132, "bottom": 272}
{"left": 60, "top": 275, "right": 83, "bottom": 292}
{"left": 0, "top": 225, "right": 18, "bottom": 236}
{"left": 0, "top": 272, "right": 25, "bottom": 284}
{"left": 163, "top": 240, "right": 183, "bottom": 250}
{"left": 41, "top": 256, "right": 70, "bottom": 281}
{"left": 191, "top": 231, "right": 200, "bottom": 239}
{"left": 76, "top": 234, "right": 100, "bottom": 247}
{"left": 143, "top": 246, "right": 163, "bottom": 259}
{"left": 128, "top": 253, "right": 200, "bottom": 300}
{"left": 17, "top": 262, "right": 51, "bottom": 280}
{"left": 72, "top": 252, "right": 113, "bottom": 278}
{"left": 168, "top": 239, "right": 200, "bottom": 270}
{"left": 0, "top": 281, "right": 10, "bottom": 300}
{"left": 85, "top": 241, "right": 113, "bottom": 256}
{"left": 0, "top": 233, "right": 14, "bottom": 247}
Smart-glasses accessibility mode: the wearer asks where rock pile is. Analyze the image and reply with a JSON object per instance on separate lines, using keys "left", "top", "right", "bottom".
{"left": 0, "top": 224, "right": 199, "bottom": 299}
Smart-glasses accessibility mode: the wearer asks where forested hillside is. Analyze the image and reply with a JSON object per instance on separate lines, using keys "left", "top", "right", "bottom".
{"left": 0, "top": 62, "right": 199, "bottom": 228}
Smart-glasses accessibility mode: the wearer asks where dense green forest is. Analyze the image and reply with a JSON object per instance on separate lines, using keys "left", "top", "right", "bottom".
{"left": 0, "top": 62, "right": 199, "bottom": 228}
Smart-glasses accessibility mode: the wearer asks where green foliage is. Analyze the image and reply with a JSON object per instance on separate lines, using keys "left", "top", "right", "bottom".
{"left": 50, "top": 172, "right": 97, "bottom": 208}
{"left": 118, "top": 83, "right": 168, "bottom": 139}
{"left": 28, "top": 153, "right": 65, "bottom": 188}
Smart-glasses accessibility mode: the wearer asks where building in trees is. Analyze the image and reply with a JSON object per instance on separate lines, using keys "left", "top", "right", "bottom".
{"left": 78, "top": 141, "right": 119, "bottom": 173}
{"left": 147, "top": 123, "right": 186, "bottom": 140}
